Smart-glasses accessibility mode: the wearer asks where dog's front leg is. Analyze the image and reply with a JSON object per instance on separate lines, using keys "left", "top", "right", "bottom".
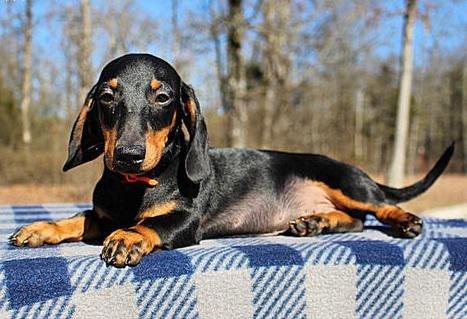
{"left": 9, "top": 210, "right": 104, "bottom": 247}
{"left": 101, "top": 211, "right": 200, "bottom": 268}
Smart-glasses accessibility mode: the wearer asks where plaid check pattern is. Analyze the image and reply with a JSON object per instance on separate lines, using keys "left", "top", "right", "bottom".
{"left": 0, "top": 204, "right": 466, "bottom": 319}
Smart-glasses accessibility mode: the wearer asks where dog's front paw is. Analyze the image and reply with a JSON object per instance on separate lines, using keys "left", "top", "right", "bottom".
{"left": 9, "top": 221, "right": 59, "bottom": 248}
{"left": 101, "top": 228, "right": 157, "bottom": 268}
{"left": 396, "top": 213, "right": 423, "bottom": 238}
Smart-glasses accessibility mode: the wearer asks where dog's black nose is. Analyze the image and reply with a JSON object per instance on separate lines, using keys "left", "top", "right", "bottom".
{"left": 115, "top": 145, "right": 145, "bottom": 164}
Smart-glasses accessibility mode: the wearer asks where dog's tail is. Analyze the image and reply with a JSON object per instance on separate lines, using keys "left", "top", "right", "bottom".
{"left": 378, "top": 142, "right": 455, "bottom": 204}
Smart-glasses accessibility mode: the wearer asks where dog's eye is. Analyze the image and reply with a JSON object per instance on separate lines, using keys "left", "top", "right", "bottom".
{"left": 99, "top": 92, "right": 114, "bottom": 104}
{"left": 155, "top": 93, "right": 170, "bottom": 105}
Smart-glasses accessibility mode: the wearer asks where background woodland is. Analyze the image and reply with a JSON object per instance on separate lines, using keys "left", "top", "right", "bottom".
{"left": 0, "top": 0, "right": 465, "bottom": 205}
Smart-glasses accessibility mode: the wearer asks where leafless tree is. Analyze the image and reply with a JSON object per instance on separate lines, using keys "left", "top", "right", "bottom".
{"left": 171, "top": 0, "right": 183, "bottom": 72}
{"left": 210, "top": 0, "right": 248, "bottom": 147}
{"left": 388, "top": 0, "right": 417, "bottom": 186}
{"left": 20, "top": 0, "right": 33, "bottom": 145}
{"left": 78, "top": 0, "right": 92, "bottom": 104}
{"left": 0, "top": 0, "right": 466, "bottom": 189}
{"left": 260, "top": 0, "right": 292, "bottom": 149}
{"left": 463, "top": 61, "right": 467, "bottom": 172}
{"left": 97, "top": 1, "right": 159, "bottom": 67}
{"left": 225, "top": 0, "right": 248, "bottom": 147}
{"left": 59, "top": 4, "right": 80, "bottom": 119}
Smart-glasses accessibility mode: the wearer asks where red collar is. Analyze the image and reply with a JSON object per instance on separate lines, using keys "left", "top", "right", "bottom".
{"left": 121, "top": 174, "right": 158, "bottom": 187}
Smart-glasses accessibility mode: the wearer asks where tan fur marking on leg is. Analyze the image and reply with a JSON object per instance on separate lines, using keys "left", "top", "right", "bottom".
{"left": 312, "top": 181, "right": 377, "bottom": 212}
{"left": 289, "top": 210, "right": 363, "bottom": 236}
{"left": 136, "top": 201, "right": 177, "bottom": 220}
{"left": 11, "top": 212, "right": 101, "bottom": 247}
{"left": 314, "top": 211, "right": 357, "bottom": 229}
{"left": 375, "top": 205, "right": 409, "bottom": 225}
{"left": 310, "top": 181, "right": 420, "bottom": 235}
{"left": 128, "top": 224, "right": 161, "bottom": 251}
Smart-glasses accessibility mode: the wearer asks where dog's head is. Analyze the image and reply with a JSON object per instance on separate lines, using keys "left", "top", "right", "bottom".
{"left": 63, "top": 53, "right": 210, "bottom": 183}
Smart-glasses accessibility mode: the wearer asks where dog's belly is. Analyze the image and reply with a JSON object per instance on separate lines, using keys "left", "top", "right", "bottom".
{"left": 201, "top": 179, "right": 337, "bottom": 238}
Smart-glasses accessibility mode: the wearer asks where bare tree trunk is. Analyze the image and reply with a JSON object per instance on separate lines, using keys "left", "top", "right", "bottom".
{"left": 463, "top": 62, "right": 467, "bottom": 173}
{"left": 78, "top": 0, "right": 92, "bottom": 104}
{"left": 354, "top": 88, "right": 364, "bottom": 160}
{"left": 387, "top": 0, "right": 417, "bottom": 186}
{"left": 261, "top": 0, "right": 291, "bottom": 149}
{"left": 448, "top": 60, "right": 466, "bottom": 172}
{"left": 64, "top": 52, "right": 73, "bottom": 119}
{"left": 407, "top": 112, "right": 420, "bottom": 175}
{"left": 20, "top": 0, "right": 33, "bottom": 145}
{"left": 225, "top": 0, "right": 247, "bottom": 147}
{"left": 171, "top": 0, "right": 183, "bottom": 73}
{"left": 209, "top": 10, "right": 229, "bottom": 119}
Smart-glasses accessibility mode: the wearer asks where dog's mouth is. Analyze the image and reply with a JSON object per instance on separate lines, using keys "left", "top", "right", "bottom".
{"left": 113, "top": 159, "right": 143, "bottom": 173}
{"left": 112, "top": 159, "right": 158, "bottom": 176}
{"left": 111, "top": 160, "right": 158, "bottom": 187}
{"left": 109, "top": 154, "right": 162, "bottom": 176}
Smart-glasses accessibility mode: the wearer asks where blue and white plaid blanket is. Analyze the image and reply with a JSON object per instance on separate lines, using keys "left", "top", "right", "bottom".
{"left": 0, "top": 204, "right": 465, "bottom": 319}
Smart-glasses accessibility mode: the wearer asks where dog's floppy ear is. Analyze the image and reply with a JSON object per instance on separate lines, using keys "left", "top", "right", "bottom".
{"left": 180, "top": 82, "right": 211, "bottom": 183}
{"left": 63, "top": 84, "right": 103, "bottom": 171}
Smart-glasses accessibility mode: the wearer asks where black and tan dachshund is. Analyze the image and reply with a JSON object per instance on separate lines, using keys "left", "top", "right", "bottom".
{"left": 10, "top": 54, "right": 454, "bottom": 268}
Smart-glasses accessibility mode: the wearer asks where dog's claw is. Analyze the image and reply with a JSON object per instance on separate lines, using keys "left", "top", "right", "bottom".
{"left": 106, "top": 256, "right": 116, "bottom": 267}
{"left": 125, "top": 254, "right": 133, "bottom": 266}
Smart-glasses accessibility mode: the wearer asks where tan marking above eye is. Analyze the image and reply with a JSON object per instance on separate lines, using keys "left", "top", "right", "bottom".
{"left": 108, "top": 78, "right": 118, "bottom": 89}
{"left": 151, "top": 79, "right": 161, "bottom": 90}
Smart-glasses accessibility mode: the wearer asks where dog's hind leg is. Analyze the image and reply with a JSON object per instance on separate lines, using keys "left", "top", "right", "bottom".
{"left": 373, "top": 205, "right": 422, "bottom": 238}
{"left": 286, "top": 180, "right": 423, "bottom": 238}
{"left": 315, "top": 183, "right": 423, "bottom": 238}
{"left": 286, "top": 211, "right": 363, "bottom": 237}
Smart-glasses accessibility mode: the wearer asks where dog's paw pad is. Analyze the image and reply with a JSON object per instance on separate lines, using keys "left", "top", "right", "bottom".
{"left": 287, "top": 215, "right": 329, "bottom": 237}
